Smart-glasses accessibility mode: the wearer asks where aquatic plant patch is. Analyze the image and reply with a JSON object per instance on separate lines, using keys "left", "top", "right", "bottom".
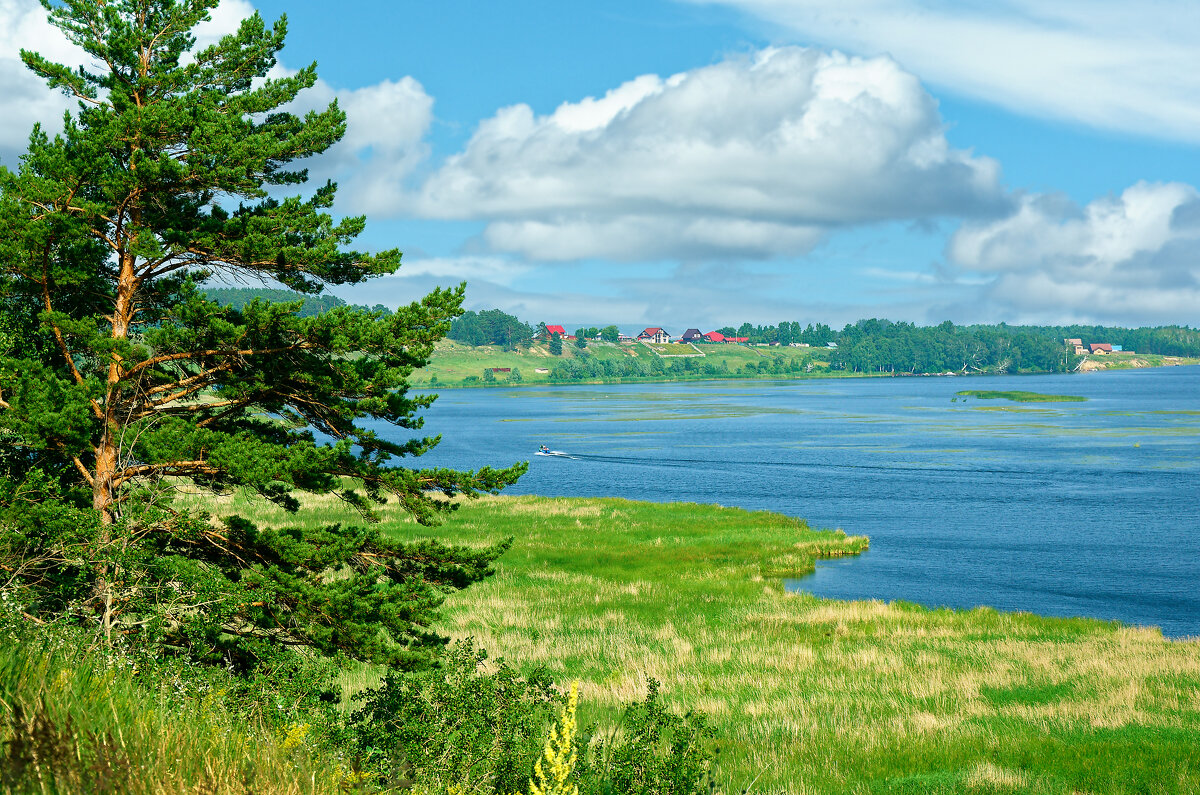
{"left": 956, "top": 390, "right": 1087, "bottom": 402}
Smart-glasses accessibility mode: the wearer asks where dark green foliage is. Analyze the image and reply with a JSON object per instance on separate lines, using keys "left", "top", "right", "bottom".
{"left": 829, "top": 319, "right": 1072, "bottom": 374}
{"left": 0, "top": 0, "right": 524, "bottom": 674}
{"left": 352, "top": 643, "right": 717, "bottom": 795}
{"left": 574, "top": 329, "right": 588, "bottom": 349}
{"left": 576, "top": 678, "right": 716, "bottom": 795}
{"left": 549, "top": 333, "right": 563, "bottom": 356}
{"left": 352, "top": 639, "right": 560, "bottom": 793}
{"left": 449, "top": 309, "right": 533, "bottom": 349}
{"left": 600, "top": 326, "right": 620, "bottom": 343}
{"left": 204, "top": 286, "right": 392, "bottom": 318}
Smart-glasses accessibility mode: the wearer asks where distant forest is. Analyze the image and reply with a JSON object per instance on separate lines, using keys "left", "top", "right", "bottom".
{"left": 202, "top": 292, "right": 1200, "bottom": 375}
{"left": 203, "top": 287, "right": 392, "bottom": 317}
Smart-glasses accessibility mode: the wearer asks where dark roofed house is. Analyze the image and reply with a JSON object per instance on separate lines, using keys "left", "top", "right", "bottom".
{"left": 681, "top": 328, "right": 703, "bottom": 342}
{"left": 637, "top": 327, "right": 671, "bottom": 344}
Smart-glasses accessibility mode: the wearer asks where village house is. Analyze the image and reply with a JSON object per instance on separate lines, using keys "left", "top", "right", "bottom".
{"left": 702, "top": 331, "right": 725, "bottom": 343}
{"left": 680, "top": 328, "right": 704, "bottom": 342}
{"left": 637, "top": 327, "right": 671, "bottom": 344}
{"left": 538, "top": 324, "right": 567, "bottom": 340}
{"left": 1065, "top": 338, "right": 1087, "bottom": 355}
{"left": 1090, "top": 343, "right": 1113, "bottom": 354}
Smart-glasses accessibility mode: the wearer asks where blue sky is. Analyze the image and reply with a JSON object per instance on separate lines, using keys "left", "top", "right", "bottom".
{"left": 3, "top": 0, "right": 1199, "bottom": 331}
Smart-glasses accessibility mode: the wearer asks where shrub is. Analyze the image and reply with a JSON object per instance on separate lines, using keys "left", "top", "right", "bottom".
{"left": 352, "top": 639, "right": 559, "bottom": 793}
{"left": 576, "top": 678, "right": 716, "bottom": 795}
{"left": 350, "top": 645, "right": 718, "bottom": 795}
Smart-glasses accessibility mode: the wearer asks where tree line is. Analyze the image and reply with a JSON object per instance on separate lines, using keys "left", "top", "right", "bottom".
{"left": 204, "top": 286, "right": 393, "bottom": 318}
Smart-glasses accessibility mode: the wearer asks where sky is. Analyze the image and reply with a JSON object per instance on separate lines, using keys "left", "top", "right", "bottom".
{"left": 3, "top": 0, "right": 1200, "bottom": 332}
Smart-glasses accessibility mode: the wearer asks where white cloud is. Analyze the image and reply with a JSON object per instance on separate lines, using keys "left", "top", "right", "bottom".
{"left": 414, "top": 46, "right": 1007, "bottom": 262}
{"left": 387, "top": 255, "right": 531, "bottom": 285}
{"left": 694, "top": 0, "right": 1200, "bottom": 142}
{"left": 290, "top": 75, "right": 433, "bottom": 215}
{"left": 0, "top": 0, "right": 86, "bottom": 165}
{"left": 947, "top": 182, "right": 1200, "bottom": 324}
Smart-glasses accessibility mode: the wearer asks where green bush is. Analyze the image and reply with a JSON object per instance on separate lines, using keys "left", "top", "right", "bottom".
{"left": 576, "top": 678, "right": 716, "bottom": 795}
{"left": 351, "top": 642, "right": 718, "bottom": 795}
{"left": 352, "top": 639, "right": 559, "bottom": 793}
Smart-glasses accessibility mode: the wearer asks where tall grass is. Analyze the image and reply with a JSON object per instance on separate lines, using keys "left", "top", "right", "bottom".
{"left": 0, "top": 625, "right": 352, "bottom": 794}
{"left": 186, "top": 491, "right": 1200, "bottom": 794}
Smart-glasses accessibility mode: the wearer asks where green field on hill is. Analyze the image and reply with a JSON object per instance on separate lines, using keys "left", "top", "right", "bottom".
{"left": 412, "top": 339, "right": 829, "bottom": 386}
{"left": 191, "top": 491, "right": 1200, "bottom": 795}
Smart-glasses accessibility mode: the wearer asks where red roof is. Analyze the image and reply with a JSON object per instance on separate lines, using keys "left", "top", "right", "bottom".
{"left": 1090, "top": 343, "right": 1113, "bottom": 352}
{"left": 545, "top": 325, "right": 566, "bottom": 335}
{"left": 703, "top": 331, "right": 725, "bottom": 342}
{"left": 728, "top": 337, "right": 749, "bottom": 343}
{"left": 639, "top": 327, "right": 665, "bottom": 336}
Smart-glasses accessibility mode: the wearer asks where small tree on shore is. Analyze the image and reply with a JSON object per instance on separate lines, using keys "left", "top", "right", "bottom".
{"left": 0, "top": 0, "right": 523, "bottom": 673}
{"left": 549, "top": 333, "right": 563, "bottom": 356}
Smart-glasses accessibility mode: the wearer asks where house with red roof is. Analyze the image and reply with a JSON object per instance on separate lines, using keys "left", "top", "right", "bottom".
{"left": 637, "top": 327, "right": 671, "bottom": 344}
{"left": 538, "top": 324, "right": 567, "bottom": 340}
{"left": 1090, "top": 343, "right": 1113, "bottom": 354}
{"left": 702, "top": 331, "right": 725, "bottom": 343}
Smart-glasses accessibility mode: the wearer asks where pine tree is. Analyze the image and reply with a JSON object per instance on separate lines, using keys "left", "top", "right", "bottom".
{"left": 0, "top": 0, "right": 524, "bottom": 672}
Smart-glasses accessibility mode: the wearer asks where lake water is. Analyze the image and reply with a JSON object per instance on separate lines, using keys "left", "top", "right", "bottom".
{"left": 384, "top": 367, "right": 1200, "bottom": 637}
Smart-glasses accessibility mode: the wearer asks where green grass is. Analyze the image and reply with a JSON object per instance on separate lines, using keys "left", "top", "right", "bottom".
{"left": 956, "top": 390, "right": 1087, "bottom": 403}
{"left": 0, "top": 627, "right": 349, "bottom": 794}
{"left": 192, "top": 491, "right": 1200, "bottom": 795}
{"left": 411, "top": 340, "right": 830, "bottom": 387}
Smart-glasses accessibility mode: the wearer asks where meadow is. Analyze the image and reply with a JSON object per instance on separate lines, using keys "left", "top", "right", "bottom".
{"left": 411, "top": 339, "right": 830, "bottom": 387}
{"left": 196, "top": 490, "right": 1200, "bottom": 795}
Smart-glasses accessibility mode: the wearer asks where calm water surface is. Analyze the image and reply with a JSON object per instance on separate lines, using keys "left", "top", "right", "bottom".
{"left": 384, "top": 367, "right": 1200, "bottom": 637}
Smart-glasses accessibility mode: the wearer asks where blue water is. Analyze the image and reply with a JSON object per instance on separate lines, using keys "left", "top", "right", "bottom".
{"left": 378, "top": 367, "right": 1200, "bottom": 637}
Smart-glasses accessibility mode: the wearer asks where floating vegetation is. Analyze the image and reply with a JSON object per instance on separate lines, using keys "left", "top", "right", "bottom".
{"left": 956, "top": 390, "right": 1087, "bottom": 402}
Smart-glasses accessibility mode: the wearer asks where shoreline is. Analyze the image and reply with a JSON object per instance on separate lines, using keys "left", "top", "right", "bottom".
{"left": 420, "top": 359, "right": 1200, "bottom": 390}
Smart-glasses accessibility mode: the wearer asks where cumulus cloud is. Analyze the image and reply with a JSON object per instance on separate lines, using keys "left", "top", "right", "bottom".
{"left": 0, "top": 0, "right": 86, "bottom": 166}
{"left": 693, "top": 0, "right": 1200, "bottom": 142}
{"left": 287, "top": 75, "right": 433, "bottom": 215}
{"left": 414, "top": 46, "right": 1007, "bottom": 262}
{"left": 947, "top": 182, "right": 1200, "bottom": 324}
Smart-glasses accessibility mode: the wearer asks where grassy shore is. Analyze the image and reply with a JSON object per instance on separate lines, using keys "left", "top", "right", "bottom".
{"left": 197, "top": 491, "right": 1200, "bottom": 795}
{"left": 956, "top": 390, "right": 1087, "bottom": 402}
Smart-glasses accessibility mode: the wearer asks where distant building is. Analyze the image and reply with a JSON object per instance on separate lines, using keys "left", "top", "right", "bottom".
{"left": 637, "top": 327, "right": 671, "bottom": 344}
{"left": 538, "top": 324, "right": 567, "bottom": 340}
{"left": 702, "top": 331, "right": 725, "bottom": 343}
{"left": 1065, "top": 338, "right": 1087, "bottom": 355}
{"left": 1090, "top": 343, "right": 1113, "bottom": 354}
{"left": 680, "top": 328, "right": 704, "bottom": 342}
{"left": 826, "top": 342, "right": 838, "bottom": 349}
